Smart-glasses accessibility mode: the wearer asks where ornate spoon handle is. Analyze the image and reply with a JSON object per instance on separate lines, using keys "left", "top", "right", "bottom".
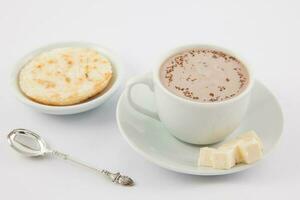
{"left": 51, "top": 150, "right": 134, "bottom": 186}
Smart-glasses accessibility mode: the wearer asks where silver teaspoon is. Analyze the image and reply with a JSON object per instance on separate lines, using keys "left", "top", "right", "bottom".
{"left": 7, "top": 128, "right": 134, "bottom": 186}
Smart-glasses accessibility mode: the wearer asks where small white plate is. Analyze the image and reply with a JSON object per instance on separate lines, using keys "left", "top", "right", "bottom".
{"left": 11, "top": 42, "right": 123, "bottom": 115}
{"left": 116, "top": 80, "right": 283, "bottom": 175}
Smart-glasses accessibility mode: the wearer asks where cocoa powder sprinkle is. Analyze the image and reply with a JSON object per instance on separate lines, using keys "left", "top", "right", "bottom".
{"left": 160, "top": 48, "right": 248, "bottom": 103}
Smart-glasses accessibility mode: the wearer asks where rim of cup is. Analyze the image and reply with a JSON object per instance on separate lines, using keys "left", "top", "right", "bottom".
{"left": 153, "top": 44, "right": 254, "bottom": 106}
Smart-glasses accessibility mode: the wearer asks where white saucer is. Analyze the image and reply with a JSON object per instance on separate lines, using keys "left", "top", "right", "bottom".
{"left": 116, "top": 80, "right": 283, "bottom": 175}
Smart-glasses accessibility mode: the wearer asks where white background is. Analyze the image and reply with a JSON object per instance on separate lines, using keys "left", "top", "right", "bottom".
{"left": 0, "top": 0, "right": 299, "bottom": 199}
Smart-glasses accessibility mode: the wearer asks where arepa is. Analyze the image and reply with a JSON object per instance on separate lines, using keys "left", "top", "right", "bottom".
{"left": 19, "top": 47, "right": 112, "bottom": 106}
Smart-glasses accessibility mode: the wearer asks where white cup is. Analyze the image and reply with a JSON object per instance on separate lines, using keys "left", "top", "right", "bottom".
{"left": 126, "top": 45, "right": 254, "bottom": 145}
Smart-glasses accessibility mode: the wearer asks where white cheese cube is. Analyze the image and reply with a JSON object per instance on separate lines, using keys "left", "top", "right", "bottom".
{"left": 198, "top": 147, "right": 216, "bottom": 167}
{"left": 238, "top": 130, "right": 263, "bottom": 150}
{"left": 219, "top": 139, "right": 243, "bottom": 163}
{"left": 197, "top": 130, "right": 264, "bottom": 170}
{"left": 239, "top": 139, "right": 263, "bottom": 164}
{"left": 211, "top": 148, "right": 236, "bottom": 170}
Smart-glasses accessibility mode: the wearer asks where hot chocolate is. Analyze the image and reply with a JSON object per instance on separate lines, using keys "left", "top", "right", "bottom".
{"left": 160, "top": 48, "right": 249, "bottom": 102}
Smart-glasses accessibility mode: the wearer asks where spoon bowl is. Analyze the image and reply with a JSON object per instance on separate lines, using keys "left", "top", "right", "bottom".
{"left": 7, "top": 129, "right": 48, "bottom": 157}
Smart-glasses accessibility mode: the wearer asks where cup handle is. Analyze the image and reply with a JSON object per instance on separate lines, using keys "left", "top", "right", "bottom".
{"left": 126, "top": 73, "right": 160, "bottom": 120}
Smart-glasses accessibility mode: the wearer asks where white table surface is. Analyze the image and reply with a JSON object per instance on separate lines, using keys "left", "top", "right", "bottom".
{"left": 0, "top": 0, "right": 299, "bottom": 199}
